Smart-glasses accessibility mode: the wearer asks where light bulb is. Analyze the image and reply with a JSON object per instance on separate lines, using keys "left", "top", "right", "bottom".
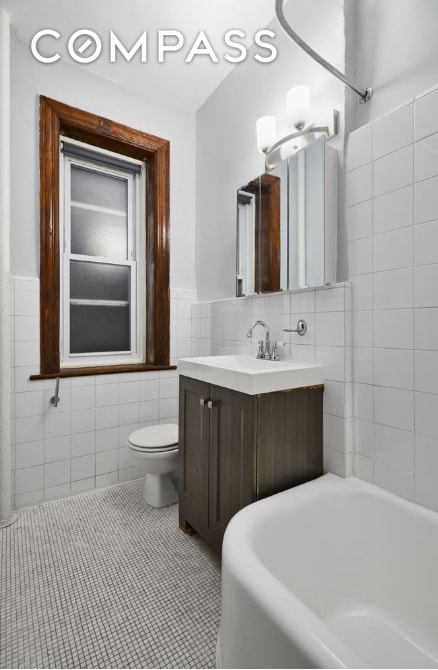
{"left": 256, "top": 116, "right": 277, "bottom": 153}
{"left": 287, "top": 86, "right": 310, "bottom": 130}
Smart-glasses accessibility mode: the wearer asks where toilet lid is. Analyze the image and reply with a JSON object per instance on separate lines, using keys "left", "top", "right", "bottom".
{"left": 128, "top": 423, "right": 178, "bottom": 449}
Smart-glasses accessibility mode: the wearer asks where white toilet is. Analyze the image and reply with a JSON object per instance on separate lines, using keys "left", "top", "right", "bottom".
{"left": 127, "top": 423, "right": 178, "bottom": 508}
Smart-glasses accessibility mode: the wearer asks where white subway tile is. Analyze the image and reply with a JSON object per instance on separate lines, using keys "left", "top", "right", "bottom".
{"left": 414, "top": 176, "right": 438, "bottom": 223}
{"left": 139, "top": 379, "right": 159, "bottom": 402}
{"left": 355, "top": 418, "right": 374, "bottom": 457}
{"left": 348, "top": 237, "right": 372, "bottom": 276}
{"left": 118, "top": 467, "right": 139, "bottom": 483}
{"left": 160, "top": 377, "right": 178, "bottom": 399}
{"left": 14, "top": 277, "right": 39, "bottom": 292}
{"left": 119, "top": 424, "right": 137, "bottom": 447}
{"left": 95, "top": 374, "right": 119, "bottom": 385}
{"left": 44, "top": 483, "right": 70, "bottom": 502}
{"left": 15, "top": 465, "right": 44, "bottom": 495}
{"left": 414, "top": 220, "right": 438, "bottom": 266}
{"left": 44, "top": 387, "right": 71, "bottom": 413}
{"left": 71, "top": 431, "right": 95, "bottom": 458}
{"left": 352, "top": 311, "right": 373, "bottom": 348}
{"left": 71, "top": 455, "right": 95, "bottom": 482}
{"left": 96, "top": 472, "right": 118, "bottom": 488}
{"left": 353, "top": 347, "right": 373, "bottom": 385}
{"left": 118, "top": 446, "right": 132, "bottom": 470}
{"left": 44, "top": 459, "right": 70, "bottom": 487}
{"left": 323, "top": 446, "right": 347, "bottom": 477}
{"left": 178, "top": 318, "right": 192, "bottom": 339}
{"left": 15, "top": 415, "right": 44, "bottom": 444}
{"left": 373, "top": 348, "right": 414, "bottom": 390}
{"left": 374, "top": 387, "right": 414, "bottom": 432}
{"left": 15, "top": 390, "right": 44, "bottom": 418}
{"left": 414, "top": 264, "right": 438, "bottom": 307}
{"left": 95, "top": 383, "right": 118, "bottom": 407}
{"left": 373, "top": 268, "right": 413, "bottom": 310}
{"left": 15, "top": 489, "right": 44, "bottom": 509}
{"left": 414, "top": 308, "right": 438, "bottom": 349}
{"left": 96, "top": 449, "right": 118, "bottom": 475}
{"left": 354, "top": 454, "right": 374, "bottom": 483}
{"left": 373, "top": 185, "right": 413, "bottom": 235}
{"left": 15, "top": 290, "right": 39, "bottom": 316}
{"left": 290, "top": 289, "right": 315, "bottom": 314}
{"left": 415, "top": 351, "right": 438, "bottom": 394}
{"left": 414, "top": 474, "right": 438, "bottom": 512}
{"left": 316, "top": 346, "right": 345, "bottom": 382}
{"left": 354, "top": 383, "right": 374, "bottom": 421}
{"left": 15, "top": 441, "right": 44, "bottom": 469}
{"left": 269, "top": 293, "right": 290, "bottom": 315}
{"left": 315, "top": 286, "right": 345, "bottom": 312}
{"left": 95, "top": 427, "right": 118, "bottom": 453}
{"left": 71, "top": 385, "right": 95, "bottom": 411}
{"left": 139, "top": 400, "right": 159, "bottom": 423}
{"left": 322, "top": 381, "right": 345, "bottom": 418}
{"left": 373, "top": 103, "right": 413, "bottom": 160}
{"left": 44, "top": 412, "right": 71, "bottom": 439}
{"left": 323, "top": 413, "right": 345, "bottom": 451}
{"left": 415, "top": 434, "right": 438, "bottom": 477}
{"left": 177, "top": 299, "right": 192, "bottom": 319}
{"left": 15, "top": 315, "right": 39, "bottom": 342}
{"left": 346, "top": 201, "right": 372, "bottom": 241}
{"left": 95, "top": 406, "right": 118, "bottom": 430}
{"left": 415, "top": 392, "right": 438, "bottom": 438}
{"left": 315, "top": 312, "right": 344, "bottom": 347}
{"left": 374, "top": 460, "right": 414, "bottom": 501}
{"left": 71, "top": 478, "right": 95, "bottom": 495}
{"left": 44, "top": 435, "right": 70, "bottom": 463}
{"left": 71, "top": 409, "right": 95, "bottom": 434}
{"left": 118, "top": 381, "right": 139, "bottom": 404}
{"left": 350, "top": 275, "right": 373, "bottom": 311}
{"left": 118, "top": 402, "right": 139, "bottom": 426}
{"left": 373, "top": 145, "right": 413, "bottom": 197}
{"left": 373, "top": 227, "right": 413, "bottom": 272}
{"left": 14, "top": 341, "right": 39, "bottom": 367}
{"left": 415, "top": 87, "right": 438, "bottom": 141}
{"left": 373, "top": 309, "right": 414, "bottom": 349}
{"left": 346, "top": 124, "right": 373, "bottom": 171}
{"left": 70, "top": 375, "right": 96, "bottom": 387}
{"left": 159, "top": 397, "right": 178, "bottom": 420}
{"left": 414, "top": 132, "right": 438, "bottom": 182}
{"left": 346, "top": 163, "right": 373, "bottom": 206}
{"left": 222, "top": 317, "right": 237, "bottom": 340}
{"left": 374, "top": 423, "right": 414, "bottom": 471}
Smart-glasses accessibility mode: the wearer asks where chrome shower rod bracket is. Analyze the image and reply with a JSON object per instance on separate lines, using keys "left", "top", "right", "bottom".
{"left": 275, "top": 0, "right": 373, "bottom": 104}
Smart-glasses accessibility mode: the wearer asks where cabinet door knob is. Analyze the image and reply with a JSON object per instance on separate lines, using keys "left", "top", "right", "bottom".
{"left": 200, "top": 398, "right": 206, "bottom": 407}
{"left": 207, "top": 400, "right": 217, "bottom": 409}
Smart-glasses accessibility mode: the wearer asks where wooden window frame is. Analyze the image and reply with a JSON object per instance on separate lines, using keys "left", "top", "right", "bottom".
{"left": 34, "top": 95, "right": 173, "bottom": 379}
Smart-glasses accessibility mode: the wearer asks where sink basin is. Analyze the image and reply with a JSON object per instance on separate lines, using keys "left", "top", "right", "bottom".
{"left": 178, "top": 355, "right": 323, "bottom": 395}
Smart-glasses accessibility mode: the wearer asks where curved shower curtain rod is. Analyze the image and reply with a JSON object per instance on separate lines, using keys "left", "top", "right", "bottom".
{"left": 275, "top": 0, "right": 373, "bottom": 103}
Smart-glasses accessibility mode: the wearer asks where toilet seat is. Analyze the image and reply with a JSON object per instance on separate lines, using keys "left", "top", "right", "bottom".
{"left": 128, "top": 424, "right": 178, "bottom": 453}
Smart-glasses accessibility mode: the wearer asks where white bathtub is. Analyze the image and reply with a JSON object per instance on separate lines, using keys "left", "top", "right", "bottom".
{"left": 217, "top": 474, "right": 438, "bottom": 669}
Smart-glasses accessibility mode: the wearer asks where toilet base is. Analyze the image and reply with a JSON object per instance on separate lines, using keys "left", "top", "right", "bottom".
{"left": 143, "top": 472, "right": 178, "bottom": 508}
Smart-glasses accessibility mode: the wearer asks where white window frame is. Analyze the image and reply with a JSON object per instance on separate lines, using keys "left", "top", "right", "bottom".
{"left": 59, "top": 138, "right": 146, "bottom": 369}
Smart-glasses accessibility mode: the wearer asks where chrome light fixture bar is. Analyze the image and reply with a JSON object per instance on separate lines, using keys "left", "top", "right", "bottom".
{"left": 257, "top": 85, "right": 338, "bottom": 170}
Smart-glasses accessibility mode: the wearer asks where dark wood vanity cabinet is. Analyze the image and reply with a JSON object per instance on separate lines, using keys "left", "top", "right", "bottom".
{"left": 178, "top": 374, "right": 323, "bottom": 553}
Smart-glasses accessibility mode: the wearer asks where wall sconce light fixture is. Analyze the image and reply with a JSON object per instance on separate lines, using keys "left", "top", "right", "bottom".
{"left": 256, "top": 85, "right": 338, "bottom": 170}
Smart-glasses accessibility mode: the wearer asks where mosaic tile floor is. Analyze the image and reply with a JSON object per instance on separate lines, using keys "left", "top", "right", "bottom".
{"left": 0, "top": 480, "right": 221, "bottom": 669}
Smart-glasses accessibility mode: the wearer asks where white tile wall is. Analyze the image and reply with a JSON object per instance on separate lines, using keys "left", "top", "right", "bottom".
{"left": 346, "top": 83, "right": 438, "bottom": 511}
{"left": 10, "top": 282, "right": 195, "bottom": 509}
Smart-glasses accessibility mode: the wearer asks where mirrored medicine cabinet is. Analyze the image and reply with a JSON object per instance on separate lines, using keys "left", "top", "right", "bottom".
{"left": 236, "top": 136, "right": 337, "bottom": 296}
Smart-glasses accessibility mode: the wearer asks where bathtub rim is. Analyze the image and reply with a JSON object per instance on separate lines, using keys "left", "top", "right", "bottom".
{"left": 218, "top": 473, "right": 438, "bottom": 669}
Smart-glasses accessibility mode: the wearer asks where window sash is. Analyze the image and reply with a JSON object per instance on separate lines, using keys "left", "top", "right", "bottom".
{"left": 60, "top": 151, "right": 145, "bottom": 368}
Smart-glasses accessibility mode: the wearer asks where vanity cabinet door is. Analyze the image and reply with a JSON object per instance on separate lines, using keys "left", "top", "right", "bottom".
{"left": 208, "top": 383, "right": 255, "bottom": 546}
{"left": 178, "top": 376, "right": 210, "bottom": 535}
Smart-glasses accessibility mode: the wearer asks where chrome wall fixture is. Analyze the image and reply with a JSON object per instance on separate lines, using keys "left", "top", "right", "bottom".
{"left": 275, "top": 0, "right": 373, "bottom": 104}
{"left": 256, "top": 85, "right": 338, "bottom": 170}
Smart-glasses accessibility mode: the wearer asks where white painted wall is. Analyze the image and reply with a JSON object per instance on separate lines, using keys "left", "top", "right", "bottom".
{"left": 10, "top": 36, "right": 196, "bottom": 289}
{"left": 195, "top": 0, "right": 346, "bottom": 300}
{"left": 347, "top": 0, "right": 438, "bottom": 130}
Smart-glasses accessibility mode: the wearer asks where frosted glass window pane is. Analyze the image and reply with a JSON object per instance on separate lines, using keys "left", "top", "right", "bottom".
{"left": 71, "top": 206, "right": 128, "bottom": 259}
{"left": 70, "top": 305, "right": 130, "bottom": 353}
{"left": 71, "top": 165, "right": 128, "bottom": 212}
{"left": 70, "top": 261, "right": 130, "bottom": 302}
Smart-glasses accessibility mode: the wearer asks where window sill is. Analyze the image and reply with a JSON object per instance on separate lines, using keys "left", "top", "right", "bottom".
{"left": 30, "top": 363, "right": 177, "bottom": 381}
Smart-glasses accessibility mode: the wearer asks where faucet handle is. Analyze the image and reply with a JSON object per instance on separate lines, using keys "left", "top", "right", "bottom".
{"left": 270, "top": 341, "right": 286, "bottom": 361}
{"left": 256, "top": 340, "right": 265, "bottom": 359}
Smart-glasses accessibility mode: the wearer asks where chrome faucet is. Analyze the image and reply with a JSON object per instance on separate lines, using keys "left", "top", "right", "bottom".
{"left": 246, "top": 320, "right": 271, "bottom": 359}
